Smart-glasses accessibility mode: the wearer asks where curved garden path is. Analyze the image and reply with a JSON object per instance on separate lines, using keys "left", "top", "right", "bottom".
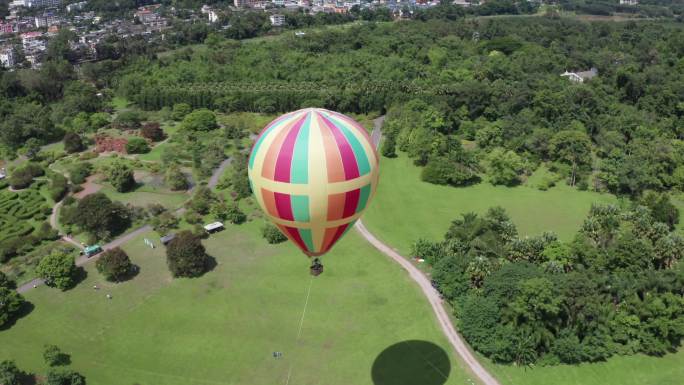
{"left": 354, "top": 116, "right": 501, "bottom": 385}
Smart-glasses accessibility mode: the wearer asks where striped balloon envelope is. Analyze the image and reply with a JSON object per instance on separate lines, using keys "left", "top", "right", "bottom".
{"left": 248, "top": 108, "right": 379, "bottom": 258}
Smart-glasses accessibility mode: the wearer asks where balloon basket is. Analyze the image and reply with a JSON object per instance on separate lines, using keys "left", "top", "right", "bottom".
{"left": 310, "top": 258, "right": 324, "bottom": 276}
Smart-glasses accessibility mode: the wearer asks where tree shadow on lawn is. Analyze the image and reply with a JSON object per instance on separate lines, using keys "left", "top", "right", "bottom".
{"left": 204, "top": 255, "right": 217, "bottom": 275}
{"left": 371, "top": 340, "right": 451, "bottom": 385}
{"left": 0, "top": 301, "right": 35, "bottom": 331}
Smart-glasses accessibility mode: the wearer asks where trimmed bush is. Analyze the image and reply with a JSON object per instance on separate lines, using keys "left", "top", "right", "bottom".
{"left": 125, "top": 137, "right": 150, "bottom": 154}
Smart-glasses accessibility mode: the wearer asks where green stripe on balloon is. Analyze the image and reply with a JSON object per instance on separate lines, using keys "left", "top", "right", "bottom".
{"left": 356, "top": 184, "right": 371, "bottom": 213}
{"left": 291, "top": 194, "right": 310, "bottom": 222}
{"left": 290, "top": 112, "right": 310, "bottom": 184}
{"left": 299, "top": 228, "right": 314, "bottom": 252}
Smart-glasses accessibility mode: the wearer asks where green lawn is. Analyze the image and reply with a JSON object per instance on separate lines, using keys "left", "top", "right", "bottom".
{"left": 0, "top": 221, "right": 476, "bottom": 385}
{"left": 100, "top": 185, "right": 188, "bottom": 209}
{"left": 486, "top": 351, "right": 684, "bottom": 385}
{"left": 363, "top": 153, "right": 617, "bottom": 254}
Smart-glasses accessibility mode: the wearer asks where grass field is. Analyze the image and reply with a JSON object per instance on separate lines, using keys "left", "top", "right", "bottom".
{"left": 363, "top": 153, "right": 617, "bottom": 254}
{"left": 0, "top": 221, "right": 475, "bottom": 385}
{"left": 100, "top": 185, "right": 189, "bottom": 209}
{"left": 486, "top": 350, "right": 684, "bottom": 385}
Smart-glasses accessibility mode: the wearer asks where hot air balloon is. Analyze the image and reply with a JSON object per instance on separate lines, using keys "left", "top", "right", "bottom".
{"left": 248, "top": 108, "right": 379, "bottom": 275}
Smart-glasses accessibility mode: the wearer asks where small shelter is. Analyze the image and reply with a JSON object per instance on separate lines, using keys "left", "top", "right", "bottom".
{"left": 160, "top": 233, "right": 176, "bottom": 245}
{"left": 203, "top": 222, "right": 224, "bottom": 233}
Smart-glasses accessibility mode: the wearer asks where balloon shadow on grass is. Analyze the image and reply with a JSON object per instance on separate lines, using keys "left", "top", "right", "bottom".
{"left": 371, "top": 340, "right": 451, "bottom": 385}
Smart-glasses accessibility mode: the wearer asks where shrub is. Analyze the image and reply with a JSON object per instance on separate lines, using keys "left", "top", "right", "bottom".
{"left": 49, "top": 173, "right": 69, "bottom": 201}
{"left": 0, "top": 359, "right": 23, "bottom": 385}
{"left": 262, "top": 224, "right": 287, "bottom": 244}
{"left": 105, "top": 160, "right": 136, "bottom": 192}
{"left": 125, "top": 137, "right": 150, "bottom": 154}
{"left": 63, "top": 132, "right": 84, "bottom": 153}
{"left": 78, "top": 151, "right": 97, "bottom": 161}
{"left": 9, "top": 163, "right": 44, "bottom": 189}
{"left": 113, "top": 110, "right": 142, "bottom": 129}
{"left": 140, "top": 122, "right": 165, "bottom": 141}
{"left": 96, "top": 247, "right": 133, "bottom": 281}
{"left": 166, "top": 230, "right": 209, "bottom": 278}
{"left": 172, "top": 103, "right": 192, "bottom": 121}
{"left": 181, "top": 109, "right": 218, "bottom": 132}
{"left": 151, "top": 211, "right": 179, "bottom": 233}
{"left": 45, "top": 369, "right": 85, "bottom": 385}
{"left": 165, "top": 164, "right": 188, "bottom": 191}
{"left": 43, "top": 345, "right": 69, "bottom": 367}
{"left": 69, "top": 162, "right": 92, "bottom": 185}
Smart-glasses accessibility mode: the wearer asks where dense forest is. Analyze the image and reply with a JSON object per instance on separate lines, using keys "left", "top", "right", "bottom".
{"left": 419, "top": 200, "right": 684, "bottom": 365}
{"left": 110, "top": 17, "right": 684, "bottom": 196}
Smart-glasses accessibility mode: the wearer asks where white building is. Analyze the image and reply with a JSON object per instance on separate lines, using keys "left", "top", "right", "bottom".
{"left": 234, "top": 0, "right": 248, "bottom": 7}
{"left": 561, "top": 67, "right": 598, "bottom": 83}
{"left": 269, "top": 14, "right": 285, "bottom": 26}
{"left": 66, "top": 1, "right": 87, "bottom": 12}
{"left": 208, "top": 9, "right": 220, "bottom": 23}
{"left": 0, "top": 47, "right": 15, "bottom": 68}
{"left": 620, "top": 0, "right": 638, "bottom": 4}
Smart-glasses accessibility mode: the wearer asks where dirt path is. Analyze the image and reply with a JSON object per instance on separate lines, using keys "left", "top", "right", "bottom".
{"left": 74, "top": 175, "right": 102, "bottom": 199}
{"left": 353, "top": 115, "right": 501, "bottom": 385}
{"left": 207, "top": 158, "right": 232, "bottom": 189}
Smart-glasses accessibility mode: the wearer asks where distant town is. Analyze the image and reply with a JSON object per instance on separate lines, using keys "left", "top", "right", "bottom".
{"left": 0, "top": 0, "right": 493, "bottom": 69}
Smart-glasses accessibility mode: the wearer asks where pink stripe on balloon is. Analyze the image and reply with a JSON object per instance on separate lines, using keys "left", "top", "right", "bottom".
{"left": 273, "top": 116, "right": 306, "bottom": 182}
{"left": 274, "top": 192, "right": 294, "bottom": 221}
{"left": 320, "top": 114, "right": 359, "bottom": 180}
{"left": 342, "top": 189, "right": 360, "bottom": 218}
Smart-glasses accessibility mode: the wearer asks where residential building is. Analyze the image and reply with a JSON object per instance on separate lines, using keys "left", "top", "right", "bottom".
{"left": 24, "top": 0, "right": 61, "bottom": 8}
{"left": 561, "top": 67, "right": 598, "bottom": 83}
{"left": 35, "top": 11, "right": 60, "bottom": 28}
{"left": 620, "top": 0, "right": 638, "bottom": 4}
{"left": 21, "top": 31, "right": 43, "bottom": 50}
{"left": 234, "top": 0, "right": 249, "bottom": 7}
{"left": 0, "top": 46, "right": 15, "bottom": 68}
{"left": 269, "top": 14, "right": 285, "bottom": 26}
{"left": 0, "top": 22, "right": 14, "bottom": 35}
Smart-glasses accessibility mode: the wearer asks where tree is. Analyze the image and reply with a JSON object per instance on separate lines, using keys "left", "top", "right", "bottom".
{"left": 166, "top": 230, "right": 209, "bottom": 278}
{"left": 165, "top": 164, "right": 188, "bottom": 191}
{"left": 45, "top": 369, "right": 86, "bottom": 385}
{"left": 151, "top": 211, "right": 179, "bottom": 233}
{"left": 0, "top": 287, "right": 24, "bottom": 327}
{"left": 262, "top": 224, "right": 287, "bottom": 244}
{"left": 24, "top": 138, "right": 41, "bottom": 159}
{"left": 140, "top": 122, "right": 165, "bottom": 141}
{"left": 640, "top": 192, "right": 679, "bottom": 229}
{"left": 486, "top": 147, "right": 524, "bottom": 186}
{"left": 549, "top": 130, "right": 592, "bottom": 186}
{"left": 181, "top": 109, "right": 218, "bottom": 132}
{"left": 96, "top": 248, "right": 133, "bottom": 281}
{"left": 172, "top": 103, "right": 192, "bottom": 121}
{"left": 0, "top": 360, "right": 22, "bottom": 385}
{"left": 9, "top": 163, "right": 44, "bottom": 189}
{"left": 36, "top": 251, "right": 77, "bottom": 290}
{"left": 63, "top": 132, "right": 84, "bottom": 153}
{"left": 225, "top": 203, "right": 246, "bottom": 224}
{"left": 43, "top": 345, "right": 70, "bottom": 367}
{"left": 125, "top": 137, "right": 150, "bottom": 154}
{"left": 381, "top": 135, "right": 397, "bottom": 158}
{"left": 73, "top": 193, "right": 130, "bottom": 239}
{"left": 69, "top": 162, "right": 92, "bottom": 185}
{"left": 112, "top": 110, "right": 143, "bottom": 130}
{"left": 105, "top": 160, "right": 136, "bottom": 192}
{"left": 231, "top": 152, "right": 251, "bottom": 199}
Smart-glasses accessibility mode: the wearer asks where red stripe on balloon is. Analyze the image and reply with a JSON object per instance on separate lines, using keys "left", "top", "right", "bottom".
{"left": 323, "top": 224, "right": 349, "bottom": 253}
{"left": 273, "top": 115, "right": 306, "bottom": 182}
{"left": 343, "top": 189, "right": 360, "bottom": 218}
{"left": 320, "top": 114, "right": 360, "bottom": 181}
{"left": 285, "top": 226, "right": 308, "bottom": 251}
{"left": 274, "top": 192, "right": 294, "bottom": 221}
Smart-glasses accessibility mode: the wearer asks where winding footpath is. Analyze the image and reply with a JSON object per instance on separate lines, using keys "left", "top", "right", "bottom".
{"left": 354, "top": 116, "right": 501, "bottom": 385}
